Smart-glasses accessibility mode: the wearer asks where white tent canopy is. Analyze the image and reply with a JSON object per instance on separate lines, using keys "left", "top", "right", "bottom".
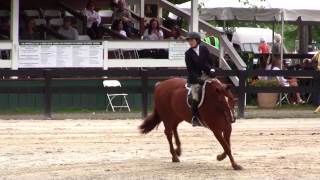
{"left": 178, "top": 0, "right": 320, "bottom": 22}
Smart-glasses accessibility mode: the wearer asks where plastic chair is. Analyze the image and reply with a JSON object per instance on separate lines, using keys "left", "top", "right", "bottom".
{"left": 103, "top": 80, "right": 131, "bottom": 112}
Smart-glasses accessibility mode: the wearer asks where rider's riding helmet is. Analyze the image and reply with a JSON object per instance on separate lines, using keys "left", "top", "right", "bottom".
{"left": 186, "top": 32, "right": 201, "bottom": 44}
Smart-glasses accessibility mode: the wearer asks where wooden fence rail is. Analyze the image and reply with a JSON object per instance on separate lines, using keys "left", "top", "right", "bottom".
{"left": 0, "top": 69, "right": 319, "bottom": 118}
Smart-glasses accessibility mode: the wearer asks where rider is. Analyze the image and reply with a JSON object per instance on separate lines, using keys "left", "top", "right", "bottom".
{"left": 185, "top": 32, "right": 216, "bottom": 126}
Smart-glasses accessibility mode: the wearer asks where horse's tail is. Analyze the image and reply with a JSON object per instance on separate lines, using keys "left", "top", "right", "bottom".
{"left": 139, "top": 108, "right": 161, "bottom": 134}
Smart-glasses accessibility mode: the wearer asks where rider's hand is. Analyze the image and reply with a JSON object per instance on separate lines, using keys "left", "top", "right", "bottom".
{"left": 209, "top": 68, "right": 216, "bottom": 77}
{"left": 198, "top": 79, "right": 205, "bottom": 85}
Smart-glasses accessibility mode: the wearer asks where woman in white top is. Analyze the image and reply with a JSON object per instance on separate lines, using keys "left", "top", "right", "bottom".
{"left": 142, "top": 18, "right": 163, "bottom": 40}
{"left": 82, "top": 0, "right": 101, "bottom": 39}
{"left": 272, "top": 59, "right": 305, "bottom": 104}
{"left": 111, "top": 19, "right": 127, "bottom": 37}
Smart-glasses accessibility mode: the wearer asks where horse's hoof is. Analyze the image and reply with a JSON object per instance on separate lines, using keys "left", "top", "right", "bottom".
{"left": 216, "top": 154, "right": 227, "bottom": 161}
{"left": 232, "top": 164, "right": 243, "bottom": 170}
{"left": 175, "top": 148, "right": 181, "bottom": 157}
{"left": 172, "top": 157, "right": 180, "bottom": 163}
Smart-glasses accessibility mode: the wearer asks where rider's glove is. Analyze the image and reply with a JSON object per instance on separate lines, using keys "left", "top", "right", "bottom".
{"left": 209, "top": 68, "right": 216, "bottom": 78}
{"left": 198, "top": 79, "right": 205, "bottom": 85}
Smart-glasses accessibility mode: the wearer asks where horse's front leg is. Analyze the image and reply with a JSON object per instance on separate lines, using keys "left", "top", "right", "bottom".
{"left": 213, "top": 130, "right": 242, "bottom": 170}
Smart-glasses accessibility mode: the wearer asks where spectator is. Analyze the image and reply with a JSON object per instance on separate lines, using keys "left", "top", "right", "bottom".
{"left": 112, "top": 0, "right": 133, "bottom": 36}
{"left": 111, "top": 19, "right": 127, "bottom": 37}
{"left": 167, "top": 25, "right": 183, "bottom": 40}
{"left": 20, "top": 18, "right": 40, "bottom": 40}
{"left": 58, "top": 17, "right": 79, "bottom": 40}
{"left": 272, "top": 59, "right": 305, "bottom": 104}
{"left": 258, "top": 38, "right": 270, "bottom": 54}
{"left": 272, "top": 34, "right": 282, "bottom": 62}
{"left": 82, "top": 0, "right": 101, "bottom": 39}
{"left": 142, "top": 18, "right": 163, "bottom": 40}
{"left": 311, "top": 51, "right": 320, "bottom": 71}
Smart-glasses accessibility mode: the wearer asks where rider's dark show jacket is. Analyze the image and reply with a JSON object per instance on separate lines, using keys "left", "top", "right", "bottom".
{"left": 185, "top": 44, "right": 214, "bottom": 84}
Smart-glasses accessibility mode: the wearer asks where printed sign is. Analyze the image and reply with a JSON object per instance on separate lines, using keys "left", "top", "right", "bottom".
{"left": 19, "top": 42, "right": 103, "bottom": 68}
{"left": 169, "top": 41, "right": 189, "bottom": 60}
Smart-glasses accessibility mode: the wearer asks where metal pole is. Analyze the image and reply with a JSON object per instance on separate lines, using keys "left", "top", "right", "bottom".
{"left": 190, "top": 0, "right": 199, "bottom": 32}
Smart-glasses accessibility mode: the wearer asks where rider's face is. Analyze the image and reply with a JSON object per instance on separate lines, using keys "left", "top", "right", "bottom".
{"left": 188, "top": 39, "right": 198, "bottom": 48}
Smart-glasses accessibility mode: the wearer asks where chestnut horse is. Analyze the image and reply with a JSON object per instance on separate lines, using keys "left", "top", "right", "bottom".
{"left": 139, "top": 78, "right": 242, "bottom": 170}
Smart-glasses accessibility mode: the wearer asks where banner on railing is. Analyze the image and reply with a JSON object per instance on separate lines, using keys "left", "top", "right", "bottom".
{"left": 18, "top": 42, "right": 103, "bottom": 68}
{"left": 169, "top": 41, "right": 189, "bottom": 60}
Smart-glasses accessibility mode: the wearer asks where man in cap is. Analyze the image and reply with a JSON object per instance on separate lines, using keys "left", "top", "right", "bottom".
{"left": 185, "top": 32, "right": 215, "bottom": 126}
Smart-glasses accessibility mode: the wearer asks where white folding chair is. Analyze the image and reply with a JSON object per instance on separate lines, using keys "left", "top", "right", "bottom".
{"left": 277, "top": 93, "right": 290, "bottom": 106}
{"left": 103, "top": 80, "right": 131, "bottom": 112}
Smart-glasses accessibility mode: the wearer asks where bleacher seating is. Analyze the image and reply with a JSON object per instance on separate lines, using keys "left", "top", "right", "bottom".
{"left": 24, "top": 10, "right": 40, "bottom": 18}
{"left": 49, "top": 18, "right": 63, "bottom": 28}
{"left": 34, "top": 18, "right": 47, "bottom": 26}
{"left": 43, "top": 10, "right": 62, "bottom": 19}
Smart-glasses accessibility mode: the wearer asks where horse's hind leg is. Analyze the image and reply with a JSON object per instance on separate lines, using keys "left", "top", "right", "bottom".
{"left": 173, "top": 124, "right": 182, "bottom": 156}
{"left": 164, "top": 128, "right": 180, "bottom": 162}
{"left": 217, "top": 125, "right": 232, "bottom": 161}
{"left": 213, "top": 130, "right": 242, "bottom": 170}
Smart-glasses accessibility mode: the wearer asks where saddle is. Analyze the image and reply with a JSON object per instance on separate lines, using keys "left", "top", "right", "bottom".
{"left": 185, "top": 80, "right": 211, "bottom": 108}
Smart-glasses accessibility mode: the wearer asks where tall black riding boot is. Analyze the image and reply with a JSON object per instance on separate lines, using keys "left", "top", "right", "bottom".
{"left": 191, "top": 100, "right": 202, "bottom": 127}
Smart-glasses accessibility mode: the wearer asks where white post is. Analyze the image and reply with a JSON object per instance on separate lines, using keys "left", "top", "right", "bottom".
{"left": 140, "top": 0, "right": 145, "bottom": 34}
{"left": 190, "top": 0, "right": 199, "bottom": 32}
{"left": 280, "top": 9, "right": 284, "bottom": 70}
{"left": 140, "top": 0, "right": 145, "bottom": 18}
{"left": 11, "top": 0, "right": 19, "bottom": 70}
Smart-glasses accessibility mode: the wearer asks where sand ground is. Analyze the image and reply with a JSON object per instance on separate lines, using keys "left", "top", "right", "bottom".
{"left": 0, "top": 118, "right": 319, "bottom": 180}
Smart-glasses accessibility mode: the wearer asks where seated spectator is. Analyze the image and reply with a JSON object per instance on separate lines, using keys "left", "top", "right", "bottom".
{"left": 58, "top": 17, "right": 79, "bottom": 40}
{"left": 271, "top": 59, "right": 305, "bottom": 104}
{"left": 20, "top": 18, "right": 40, "bottom": 40}
{"left": 112, "top": 0, "right": 134, "bottom": 36}
{"left": 82, "top": 0, "right": 101, "bottom": 39}
{"left": 142, "top": 18, "right": 163, "bottom": 40}
{"left": 111, "top": 19, "right": 127, "bottom": 37}
{"left": 167, "top": 25, "right": 183, "bottom": 40}
{"left": 311, "top": 51, "right": 320, "bottom": 71}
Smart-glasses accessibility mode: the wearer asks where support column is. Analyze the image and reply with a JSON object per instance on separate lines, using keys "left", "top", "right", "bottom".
{"left": 11, "top": 0, "right": 19, "bottom": 70}
{"left": 140, "top": 0, "right": 145, "bottom": 34}
{"left": 189, "top": 0, "right": 199, "bottom": 32}
{"left": 298, "top": 24, "right": 309, "bottom": 54}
